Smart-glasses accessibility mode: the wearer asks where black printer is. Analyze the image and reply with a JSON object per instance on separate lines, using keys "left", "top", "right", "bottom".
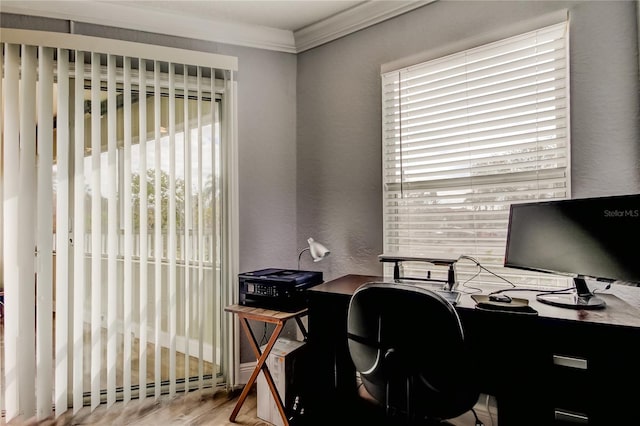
{"left": 239, "top": 268, "right": 323, "bottom": 312}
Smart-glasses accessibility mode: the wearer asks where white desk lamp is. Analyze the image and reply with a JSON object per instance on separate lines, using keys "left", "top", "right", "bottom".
{"left": 298, "top": 237, "right": 330, "bottom": 270}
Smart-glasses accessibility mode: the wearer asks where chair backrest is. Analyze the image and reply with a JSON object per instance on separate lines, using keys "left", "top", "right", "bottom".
{"left": 347, "top": 282, "right": 480, "bottom": 423}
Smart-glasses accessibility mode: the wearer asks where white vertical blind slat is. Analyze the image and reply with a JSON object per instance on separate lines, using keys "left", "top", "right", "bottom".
{"left": 72, "top": 50, "right": 86, "bottom": 414}
{"left": 55, "top": 47, "right": 71, "bottom": 417}
{"left": 0, "top": 41, "right": 5, "bottom": 418}
{"left": 2, "top": 42, "right": 20, "bottom": 422}
{"left": 197, "top": 67, "right": 205, "bottom": 385}
{"left": 106, "top": 53, "right": 118, "bottom": 409}
{"left": 138, "top": 58, "right": 149, "bottom": 400}
{"left": 36, "top": 46, "right": 55, "bottom": 420}
{"left": 123, "top": 56, "right": 134, "bottom": 404}
{"left": 18, "top": 44, "right": 38, "bottom": 418}
{"left": 213, "top": 75, "right": 221, "bottom": 372}
{"left": 168, "top": 63, "right": 177, "bottom": 397}
{"left": 212, "top": 75, "right": 220, "bottom": 374}
{"left": 222, "top": 75, "right": 239, "bottom": 386}
{"left": 153, "top": 61, "right": 162, "bottom": 399}
{"left": 90, "top": 51, "right": 103, "bottom": 410}
{"left": 183, "top": 68, "right": 192, "bottom": 390}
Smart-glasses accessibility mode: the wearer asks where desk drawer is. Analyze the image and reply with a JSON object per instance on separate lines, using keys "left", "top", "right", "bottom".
{"left": 542, "top": 320, "right": 640, "bottom": 425}
{"left": 548, "top": 353, "right": 591, "bottom": 422}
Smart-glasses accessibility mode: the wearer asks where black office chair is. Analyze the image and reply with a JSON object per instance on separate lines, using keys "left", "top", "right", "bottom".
{"left": 347, "top": 282, "right": 481, "bottom": 425}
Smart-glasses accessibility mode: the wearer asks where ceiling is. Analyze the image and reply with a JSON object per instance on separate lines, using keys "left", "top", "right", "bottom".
{"left": 0, "top": 0, "right": 433, "bottom": 53}
{"left": 112, "top": 0, "right": 366, "bottom": 32}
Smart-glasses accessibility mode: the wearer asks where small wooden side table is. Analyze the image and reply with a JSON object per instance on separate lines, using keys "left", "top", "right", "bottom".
{"left": 224, "top": 304, "right": 308, "bottom": 426}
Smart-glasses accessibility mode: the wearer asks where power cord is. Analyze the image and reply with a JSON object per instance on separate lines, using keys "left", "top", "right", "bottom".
{"left": 259, "top": 323, "right": 268, "bottom": 346}
{"left": 456, "top": 256, "right": 483, "bottom": 294}
{"left": 457, "top": 257, "right": 584, "bottom": 298}
{"left": 460, "top": 256, "right": 616, "bottom": 298}
{"left": 593, "top": 281, "right": 613, "bottom": 294}
{"left": 489, "top": 286, "right": 575, "bottom": 297}
{"left": 457, "top": 256, "right": 585, "bottom": 300}
{"left": 457, "top": 255, "right": 517, "bottom": 289}
{"left": 470, "top": 407, "right": 484, "bottom": 426}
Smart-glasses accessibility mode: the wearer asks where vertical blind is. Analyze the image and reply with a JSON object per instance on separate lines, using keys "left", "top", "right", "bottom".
{"left": 381, "top": 22, "right": 571, "bottom": 286}
{"left": 1, "top": 29, "right": 239, "bottom": 421}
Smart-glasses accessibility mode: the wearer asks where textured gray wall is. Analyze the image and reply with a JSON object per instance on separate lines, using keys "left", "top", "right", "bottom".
{"left": 569, "top": 2, "right": 640, "bottom": 197}
{"left": 297, "top": 0, "right": 640, "bottom": 282}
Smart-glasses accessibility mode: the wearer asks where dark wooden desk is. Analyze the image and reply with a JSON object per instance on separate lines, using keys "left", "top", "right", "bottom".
{"left": 305, "top": 275, "right": 640, "bottom": 426}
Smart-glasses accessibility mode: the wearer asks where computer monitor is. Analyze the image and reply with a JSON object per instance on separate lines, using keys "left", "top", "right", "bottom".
{"left": 504, "top": 193, "right": 640, "bottom": 309}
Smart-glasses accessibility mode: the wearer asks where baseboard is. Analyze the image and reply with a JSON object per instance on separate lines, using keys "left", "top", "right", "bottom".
{"left": 239, "top": 361, "right": 256, "bottom": 385}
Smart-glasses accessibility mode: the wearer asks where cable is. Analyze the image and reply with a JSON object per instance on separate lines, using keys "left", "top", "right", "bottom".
{"left": 456, "top": 257, "right": 483, "bottom": 294}
{"left": 489, "top": 286, "right": 574, "bottom": 296}
{"left": 458, "top": 255, "right": 516, "bottom": 288}
{"left": 259, "top": 323, "right": 268, "bottom": 346}
{"left": 593, "top": 282, "right": 612, "bottom": 294}
{"left": 470, "top": 407, "right": 484, "bottom": 426}
{"left": 458, "top": 255, "right": 481, "bottom": 266}
{"left": 479, "top": 265, "right": 516, "bottom": 288}
{"left": 457, "top": 255, "right": 586, "bottom": 300}
{"left": 535, "top": 286, "right": 578, "bottom": 298}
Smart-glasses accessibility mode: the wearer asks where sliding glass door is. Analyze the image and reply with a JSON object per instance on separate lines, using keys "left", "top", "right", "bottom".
{"left": 1, "top": 31, "right": 238, "bottom": 421}
{"left": 53, "top": 85, "right": 222, "bottom": 397}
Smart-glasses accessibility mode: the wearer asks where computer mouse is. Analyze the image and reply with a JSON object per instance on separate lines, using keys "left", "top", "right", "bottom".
{"left": 488, "top": 293, "right": 512, "bottom": 303}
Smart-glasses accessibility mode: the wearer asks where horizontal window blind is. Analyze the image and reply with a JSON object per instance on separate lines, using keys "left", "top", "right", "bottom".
{"left": 381, "top": 22, "right": 571, "bottom": 288}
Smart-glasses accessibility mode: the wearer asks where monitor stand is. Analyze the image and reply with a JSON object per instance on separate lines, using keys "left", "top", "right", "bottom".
{"left": 379, "top": 255, "right": 458, "bottom": 291}
{"left": 536, "top": 277, "right": 606, "bottom": 310}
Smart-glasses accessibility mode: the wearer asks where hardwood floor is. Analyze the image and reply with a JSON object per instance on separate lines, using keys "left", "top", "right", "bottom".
{"left": 4, "top": 384, "right": 497, "bottom": 426}
{"left": 6, "top": 386, "right": 496, "bottom": 426}
{"left": 1, "top": 322, "right": 496, "bottom": 425}
{"left": 7, "top": 385, "right": 268, "bottom": 426}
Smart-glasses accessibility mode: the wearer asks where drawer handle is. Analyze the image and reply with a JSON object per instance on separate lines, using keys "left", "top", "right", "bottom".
{"left": 553, "top": 354, "right": 587, "bottom": 370}
{"left": 555, "top": 409, "right": 588, "bottom": 424}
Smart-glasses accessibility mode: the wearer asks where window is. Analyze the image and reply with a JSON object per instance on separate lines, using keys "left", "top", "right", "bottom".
{"left": 381, "top": 22, "right": 570, "bottom": 287}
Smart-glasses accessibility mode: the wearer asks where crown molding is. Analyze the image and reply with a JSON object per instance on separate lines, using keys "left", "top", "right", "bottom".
{"left": 0, "top": 1, "right": 297, "bottom": 53}
{"left": 294, "top": 0, "right": 434, "bottom": 53}
{"left": 1, "top": 0, "right": 435, "bottom": 54}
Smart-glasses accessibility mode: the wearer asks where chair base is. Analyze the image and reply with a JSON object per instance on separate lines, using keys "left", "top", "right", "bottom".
{"left": 354, "top": 383, "right": 465, "bottom": 426}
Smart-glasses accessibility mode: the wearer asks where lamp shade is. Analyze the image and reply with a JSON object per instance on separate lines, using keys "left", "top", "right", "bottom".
{"left": 307, "top": 237, "right": 330, "bottom": 262}
{"left": 298, "top": 237, "right": 331, "bottom": 269}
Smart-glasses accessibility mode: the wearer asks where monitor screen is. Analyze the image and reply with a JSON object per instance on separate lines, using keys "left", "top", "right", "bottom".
{"left": 504, "top": 194, "right": 640, "bottom": 308}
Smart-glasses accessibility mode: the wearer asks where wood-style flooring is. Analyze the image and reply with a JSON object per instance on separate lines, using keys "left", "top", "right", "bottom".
{"left": 1, "top": 319, "right": 496, "bottom": 426}
{"left": 6, "top": 385, "right": 496, "bottom": 426}
{"left": 6, "top": 385, "right": 266, "bottom": 426}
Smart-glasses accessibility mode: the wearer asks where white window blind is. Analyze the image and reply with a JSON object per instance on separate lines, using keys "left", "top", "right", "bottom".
{"left": 381, "top": 22, "right": 571, "bottom": 287}
{"left": 1, "top": 29, "right": 239, "bottom": 421}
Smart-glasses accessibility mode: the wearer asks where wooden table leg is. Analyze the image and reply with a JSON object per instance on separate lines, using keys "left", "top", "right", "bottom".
{"left": 229, "top": 315, "right": 290, "bottom": 426}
